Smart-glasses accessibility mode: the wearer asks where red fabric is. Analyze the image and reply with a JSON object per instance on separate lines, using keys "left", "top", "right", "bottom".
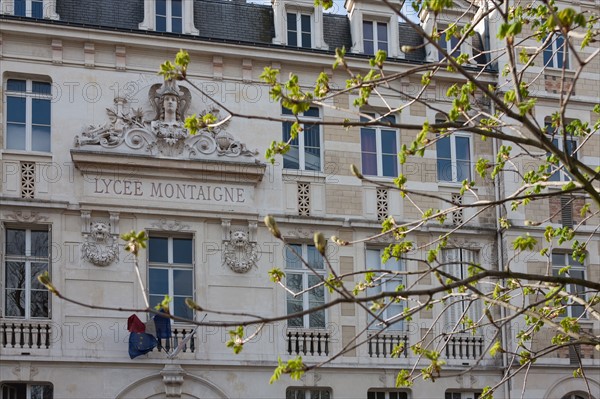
{"left": 127, "top": 314, "right": 146, "bottom": 333}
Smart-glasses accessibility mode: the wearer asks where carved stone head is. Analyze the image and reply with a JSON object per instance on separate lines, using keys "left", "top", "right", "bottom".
{"left": 90, "top": 221, "right": 111, "bottom": 241}
{"left": 231, "top": 230, "right": 249, "bottom": 247}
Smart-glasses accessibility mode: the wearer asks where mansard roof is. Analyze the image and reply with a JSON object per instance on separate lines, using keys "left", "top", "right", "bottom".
{"left": 7, "top": 0, "right": 486, "bottom": 65}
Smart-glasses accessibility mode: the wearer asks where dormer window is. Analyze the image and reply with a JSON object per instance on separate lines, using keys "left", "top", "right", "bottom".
{"left": 156, "top": 0, "right": 182, "bottom": 33}
{"left": 437, "top": 30, "right": 460, "bottom": 60}
{"left": 139, "top": 0, "right": 198, "bottom": 35}
{"left": 363, "top": 21, "right": 388, "bottom": 55}
{"left": 0, "top": 0, "right": 59, "bottom": 19}
{"left": 287, "top": 12, "right": 312, "bottom": 48}
{"left": 14, "top": 0, "right": 43, "bottom": 18}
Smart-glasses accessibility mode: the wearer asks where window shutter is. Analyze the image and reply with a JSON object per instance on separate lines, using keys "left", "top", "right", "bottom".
{"left": 561, "top": 196, "right": 573, "bottom": 228}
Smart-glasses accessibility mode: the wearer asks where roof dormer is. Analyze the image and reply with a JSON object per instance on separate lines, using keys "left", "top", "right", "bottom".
{"left": 345, "top": 0, "right": 402, "bottom": 58}
{"left": 419, "top": 0, "right": 476, "bottom": 62}
{"left": 0, "top": 0, "right": 59, "bottom": 19}
{"left": 139, "top": 0, "right": 199, "bottom": 35}
{"left": 272, "top": 0, "right": 328, "bottom": 50}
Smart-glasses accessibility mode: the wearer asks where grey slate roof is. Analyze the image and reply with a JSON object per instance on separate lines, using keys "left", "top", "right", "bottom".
{"left": 12, "top": 0, "right": 488, "bottom": 66}
{"left": 56, "top": 0, "right": 143, "bottom": 30}
{"left": 194, "top": 0, "right": 274, "bottom": 43}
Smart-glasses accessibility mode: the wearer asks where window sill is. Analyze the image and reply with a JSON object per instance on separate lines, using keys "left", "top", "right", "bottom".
{"left": 543, "top": 68, "right": 575, "bottom": 77}
{"left": 1, "top": 150, "right": 53, "bottom": 162}
{"left": 282, "top": 169, "right": 327, "bottom": 183}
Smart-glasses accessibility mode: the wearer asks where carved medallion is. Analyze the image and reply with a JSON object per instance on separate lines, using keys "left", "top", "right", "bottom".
{"left": 222, "top": 220, "right": 258, "bottom": 273}
{"left": 81, "top": 219, "right": 119, "bottom": 267}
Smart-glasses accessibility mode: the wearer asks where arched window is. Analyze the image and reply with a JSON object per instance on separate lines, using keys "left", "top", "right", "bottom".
{"left": 561, "top": 393, "right": 588, "bottom": 399}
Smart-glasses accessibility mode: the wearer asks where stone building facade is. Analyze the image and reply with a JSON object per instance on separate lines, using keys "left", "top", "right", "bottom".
{"left": 0, "top": 0, "right": 598, "bottom": 398}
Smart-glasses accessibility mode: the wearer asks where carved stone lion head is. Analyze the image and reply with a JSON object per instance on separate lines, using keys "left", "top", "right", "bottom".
{"left": 90, "top": 221, "right": 111, "bottom": 241}
{"left": 231, "top": 230, "right": 248, "bottom": 247}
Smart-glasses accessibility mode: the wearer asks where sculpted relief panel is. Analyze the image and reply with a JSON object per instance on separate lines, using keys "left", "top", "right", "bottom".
{"left": 74, "top": 79, "right": 258, "bottom": 160}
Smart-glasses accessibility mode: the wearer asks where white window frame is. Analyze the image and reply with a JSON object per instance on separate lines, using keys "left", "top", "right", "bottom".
{"left": 3, "top": 227, "right": 50, "bottom": 319}
{"left": 552, "top": 252, "right": 587, "bottom": 319}
{"left": 284, "top": 244, "right": 327, "bottom": 329}
{"left": 156, "top": 0, "right": 182, "bottom": 33}
{"left": 282, "top": 107, "right": 323, "bottom": 172}
{"left": 138, "top": 0, "right": 198, "bottom": 35}
{"left": 4, "top": 78, "right": 52, "bottom": 152}
{"left": 445, "top": 391, "right": 482, "bottom": 399}
{"left": 1, "top": 382, "right": 53, "bottom": 399}
{"left": 286, "top": 387, "right": 331, "bottom": 399}
{"left": 363, "top": 20, "right": 389, "bottom": 55}
{"left": 365, "top": 248, "right": 405, "bottom": 331}
{"left": 367, "top": 389, "right": 410, "bottom": 399}
{"left": 440, "top": 248, "right": 482, "bottom": 332}
{"left": 286, "top": 11, "right": 313, "bottom": 48}
{"left": 436, "top": 132, "right": 473, "bottom": 183}
{"left": 0, "top": 0, "right": 59, "bottom": 19}
{"left": 148, "top": 235, "right": 194, "bottom": 321}
{"left": 544, "top": 33, "right": 570, "bottom": 69}
{"left": 360, "top": 114, "right": 399, "bottom": 178}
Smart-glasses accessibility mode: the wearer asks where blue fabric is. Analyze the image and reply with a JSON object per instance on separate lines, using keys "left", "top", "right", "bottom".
{"left": 153, "top": 312, "right": 172, "bottom": 339}
{"left": 128, "top": 333, "right": 157, "bottom": 359}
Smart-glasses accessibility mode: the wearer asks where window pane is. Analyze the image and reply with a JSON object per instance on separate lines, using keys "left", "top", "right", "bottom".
{"left": 31, "top": 263, "right": 48, "bottom": 289}
{"left": 552, "top": 252, "right": 566, "bottom": 266}
{"left": 156, "top": 16, "right": 167, "bottom": 32}
{"left": 156, "top": 0, "right": 166, "bottom": 15}
{"left": 363, "top": 21, "right": 373, "bottom": 40}
{"left": 437, "top": 159, "right": 453, "bottom": 181}
{"left": 283, "top": 147, "right": 300, "bottom": 169}
{"left": 286, "top": 244, "right": 302, "bottom": 268}
{"left": 381, "top": 130, "right": 397, "bottom": 153}
{"left": 361, "top": 128, "right": 377, "bottom": 152}
{"left": 288, "top": 31, "right": 298, "bottom": 47}
{"left": 6, "top": 262, "right": 26, "bottom": 289}
{"left": 301, "top": 14, "right": 311, "bottom": 32}
{"left": 31, "top": 385, "right": 53, "bottom": 399}
{"left": 6, "top": 229, "right": 26, "bottom": 256}
{"left": 173, "top": 269, "right": 193, "bottom": 296}
{"left": 309, "top": 309, "right": 325, "bottom": 328}
{"left": 149, "top": 295, "right": 165, "bottom": 310}
{"left": 32, "top": 81, "right": 52, "bottom": 95}
{"left": 304, "top": 124, "right": 321, "bottom": 171}
{"left": 7, "top": 96, "right": 26, "bottom": 123}
{"left": 149, "top": 268, "right": 168, "bottom": 294}
{"left": 362, "top": 153, "right": 378, "bottom": 176}
{"left": 287, "top": 13, "right": 297, "bottom": 31}
{"left": 304, "top": 107, "right": 319, "bottom": 117}
{"left": 32, "top": 0, "right": 43, "bottom": 18}
{"left": 543, "top": 46, "right": 553, "bottom": 67}
{"left": 14, "top": 0, "right": 25, "bottom": 16}
{"left": 6, "top": 289, "right": 26, "bottom": 316}
{"left": 172, "top": 238, "right": 192, "bottom": 264}
{"left": 30, "top": 230, "right": 49, "bottom": 257}
{"left": 456, "top": 160, "right": 470, "bottom": 181}
{"left": 382, "top": 154, "right": 397, "bottom": 177}
{"left": 437, "top": 135, "right": 451, "bottom": 158}
{"left": 455, "top": 136, "right": 471, "bottom": 161}
{"left": 282, "top": 121, "right": 298, "bottom": 144}
{"left": 364, "top": 40, "right": 374, "bottom": 55}
{"left": 301, "top": 33, "right": 311, "bottom": 48}
{"left": 7, "top": 80, "right": 26, "bottom": 92}
{"left": 307, "top": 245, "right": 324, "bottom": 269}
{"left": 7, "top": 124, "right": 26, "bottom": 150}
{"left": 32, "top": 125, "right": 51, "bottom": 152}
{"left": 172, "top": 17, "right": 182, "bottom": 34}
{"left": 31, "top": 290, "right": 49, "bottom": 317}
{"left": 149, "top": 237, "right": 168, "bottom": 263}
{"left": 173, "top": 296, "right": 193, "bottom": 319}
{"left": 172, "top": 0, "right": 182, "bottom": 16}
{"left": 286, "top": 273, "right": 303, "bottom": 292}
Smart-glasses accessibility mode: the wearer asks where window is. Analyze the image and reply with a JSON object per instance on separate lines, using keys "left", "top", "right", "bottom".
{"left": 156, "top": 0, "right": 182, "bottom": 33}
{"left": 546, "top": 122, "right": 577, "bottom": 182}
{"left": 361, "top": 114, "right": 398, "bottom": 177}
{"left": 148, "top": 236, "right": 194, "bottom": 320}
{"left": 436, "top": 133, "right": 471, "bottom": 182}
{"left": 445, "top": 392, "right": 481, "bottom": 399}
{"left": 552, "top": 252, "right": 586, "bottom": 318}
{"left": 367, "top": 390, "right": 409, "bottom": 399}
{"left": 4, "top": 228, "right": 50, "bottom": 319}
{"left": 282, "top": 107, "right": 321, "bottom": 171}
{"left": 13, "top": 0, "right": 43, "bottom": 18}
{"left": 440, "top": 249, "right": 481, "bottom": 331}
{"left": 366, "top": 249, "right": 405, "bottom": 330}
{"left": 543, "top": 34, "right": 569, "bottom": 69}
{"left": 1, "top": 383, "right": 53, "bottom": 399}
{"left": 287, "top": 12, "right": 312, "bottom": 48}
{"left": 5, "top": 79, "right": 52, "bottom": 152}
{"left": 286, "top": 388, "right": 331, "bottom": 399}
{"left": 285, "top": 244, "right": 325, "bottom": 328}
{"left": 438, "top": 30, "right": 460, "bottom": 60}
{"left": 363, "top": 21, "right": 388, "bottom": 55}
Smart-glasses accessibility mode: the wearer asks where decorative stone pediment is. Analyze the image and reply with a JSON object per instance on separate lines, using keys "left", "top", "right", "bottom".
{"left": 73, "top": 79, "right": 259, "bottom": 162}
